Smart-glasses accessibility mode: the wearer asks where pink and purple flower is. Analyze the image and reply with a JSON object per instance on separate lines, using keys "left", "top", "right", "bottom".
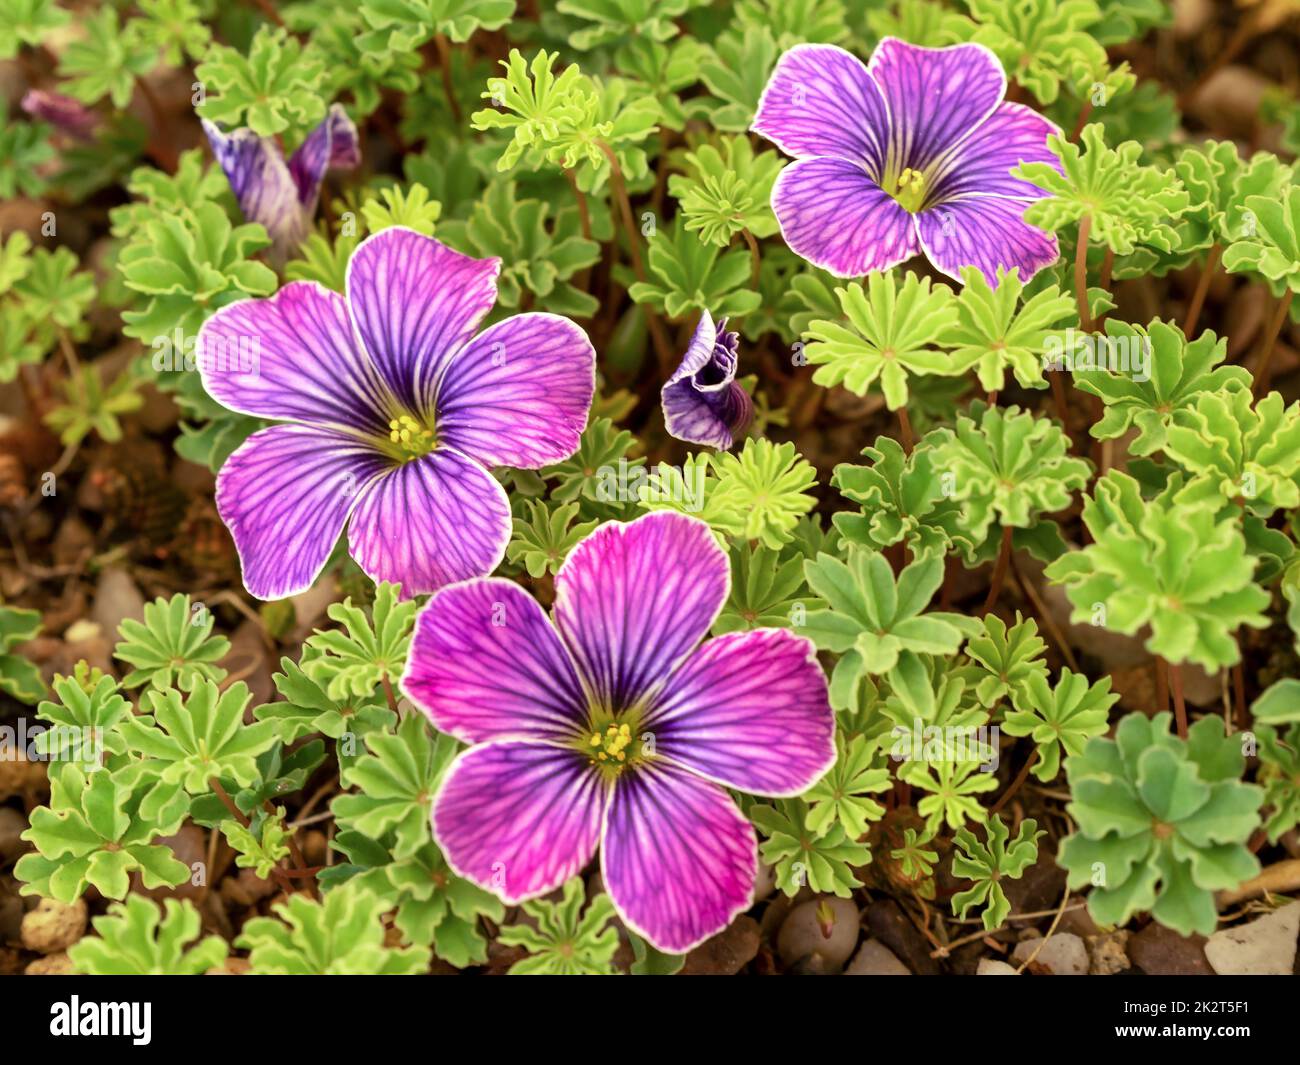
{"left": 202, "top": 103, "right": 361, "bottom": 260}
{"left": 661, "top": 310, "right": 753, "bottom": 449}
{"left": 752, "top": 38, "right": 1062, "bottom": 285}
{"left": 403, "top": 511, "right": 836, "bottom": 954}
{"left": 198, "top": 227, "right": 596, "bottom": 600}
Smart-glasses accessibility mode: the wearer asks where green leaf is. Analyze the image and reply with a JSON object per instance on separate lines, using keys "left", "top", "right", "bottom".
{"left": 944, "top": 266, "right": 1077, "bottom": 394}
{"left": 43, "top": 364, "right": 144, "bottom": 448}
{"left": 0, "top": 603, "right": 44, "bottom": 703}
{"left": 669, "top": 135, "right": 783, "bottom": 246}
{"left": 360, "top": 182, "right": 442, "bottom": 237}
{"left": 627, "top": 219, "right": 762, "bottom": 320}
{"left": 713, "top": 541, "right": 808, "bottom": 634}
{"left": 222, "top": 808, "right": 291, "bottom": 879}
{"left": 965, "top": 612, "right": 1050, "bottom": 709}
{"left": 1071, "top": 318, "right": 1249, "bottom": 456}
{"left": 16, "top": 763, "right": 189, "bottom": 903}
{"left": 113, "top": 593, "right": 230, "bottom": 691}
{"left": 930, "top": 402, "right": 1092, "bottom": 548}
{"left": 969, "top": 0, "right": 1108, "bottom": 106}
{"left": 0, "top": 118, "right": 54, "bottom": 199}
{"left": 557, "top": 0, "right": 700, "bottom": 51}
{"left": 359, "top": 0, "right": 515, "bottom": 49}
{"left": 196, "top": 25, "right": 327, "bottom": 141}
{"left": 331, "top": 714, "right": 457, "bottom": 859}
{"left": 804, "top": 732, "right": 891, "bottom": 838}
{"left": 900, "top": 758, "right": 1000, "bottom": 832}
{"left": 0, "top": 0, "right": 69, "bottom": 59}
{"left": 237, "top": 881, "right": 429, "bottom": 974}
{"left": 69, "top": 896, "right": 228, "bottom": 975}
{"left": 1045, "top": 471, "right": 1271, "bottom": 671}
{"left": 951, "top": 815, "right": 1044, "bottom": 929}
{"left": 752, "top": 798, "right": 871, "bottom": 897}
{"left": 122, "top": 680, "right": 277, "bottom": 794}
{"left": 698, "top": 26, "right": 778, "bottom": 132}
{"left": 498, "top": 877, "right": 620, "bottom": 975}
{"left": 507, "top": 499, "right": 599, "bottom": 578}
{"left": 805, "top": 272, "right": 961, "bottom": 411}
{"left": 57, "top": 7, "right": 155, "bottom": 108}
{"left": 303, "top": 582, "right": 418, "bottom": 702}
{"left": 1003, "top": 668, "right": 1117, "bottom": 780}
{"left": 1224, "top": 184, "right": 1300, "bottom": 294}
{"left": 1058, "top": 711, "right": 1262, "bottom": 936}
{"left": 1015, "top": 124, "right": 1189, "bottom": 256}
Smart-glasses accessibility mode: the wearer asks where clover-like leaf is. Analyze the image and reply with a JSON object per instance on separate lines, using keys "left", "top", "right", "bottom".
{"left": 118, "top": 201, "right": 277, "bottom": 342}
{"left": 1223, "top": 184, "right": 1300, "bottom": 294}
{"left": 507, "top": 499, "right": 599, "bottom": 579}
{"left": 1004, "top": 668, "right": 1117, "bottom": 781}
{"left": 69, "top": 896, "right": 228, "bottom": 975}
{"left": 713, "top": 542, "right": 807, "bottom": 634}
{"left": 1071, "top": 318, "right": 1249, "bottom": 456}
{"left": 497, "top": 877, "right": 620, "bottom": 975}
{"left": 331, "top": 713, "right": 457, "bottom": 859}
{"left": 303, "top": 582, "right": 417, "bottom": 702}
{"left": 801, "top": 548, "right": 981, "bottom": 679}
{"left": 196, "top": 25, "right": 327, "bottom": 140}
{"left": 0, "top": 603, "right": 44, "bottom": 703}
{"left": 1045, "top": 471, "right": 1270, "bottom": 671}
{"left": 751, "top": 798, "right": 872, "bottom": 897}
{"left": 1057, "top": 712, "right": 1263, "bottom": 936}
{"left": 965, "top": 612, "right": 1050, "bottom": 709}
{"left": 899, "top": 758, "right": 999, "bottom": 832}
{"left": 121, "top": 681, "right": 276, "bottom": 796}
{"left": 1015, "top": 124, "right": 1189, "bottom": 256}
{"left": 113, "top": 593, "right": 230, "bottom": 691}
{"left": 805, "top": 272, "right": 961, "bottom": 411}
{"left": 930, "top": 403, "right": 1091, "bottom": 547}
{"left": 804, "top": 732, "right": 891, "bottom": 839}
{"left": 237, "top": 881, "right": 429, "bottom": 974}
{"left": 944, "top": 266, "right": 1076, "bottom": 394}
{"left": 56, "top": 7, "right": 155, "bottom": 109}
{"left": 951, "top": 815, "right": 1045, "bottom": 930}
{"left": 627, "top": 219, "right": 762, "bottom": 319}
{"left": 669, "top": 134, "right": 782, "bottom": 247}
{"left": 15, "top": 763, "right": 189, "bottom": 903}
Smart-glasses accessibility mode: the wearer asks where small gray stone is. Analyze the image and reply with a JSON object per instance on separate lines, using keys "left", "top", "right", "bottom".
{"left": 1012, "top": 932, "right": 1089, "bottom": 975}
{"left": 977, "top": 958, "right": 1020, "bottom": 975}
{"left": 844, "top": 939, "right": 911, "bottom": 975}
{"left": 1205, "top": 901, "right": 1300, "bottom": 976}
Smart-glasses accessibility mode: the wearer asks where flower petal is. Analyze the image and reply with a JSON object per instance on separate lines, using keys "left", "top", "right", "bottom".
{"left": 929, "top": 102, "right": 1061, "bottom": 202}
{"left": 435, "top": 312, "right": 596, "bottom": 469}
{"left": 917, "top": 195, "right": 1059, "bottom": 284}
{"left": 346, "top": 227, "right": 501, "bottom": 416}
{"left": 661, "top": 311, "right": 753, "bottom": 449}
{"left": 402, "top": 578, "right": 589, "bottom": 744}
{"left": 433, "top": 741, "right": 609, "bottom": 905}
{"left": 347, "top": 448, "right": 511, "bottom": 596}
{"left": 197, "top": 282, "right": 395, "bottom": 434}
{"left": 287, "top": 103, "right": 360, "bottom": 207}
{"left": 868, "top": 37, "right": 1006, "bottom": 174}
{"left": 642, "top": 628, "right": 836, "bottom": 796}
{"left": 602, "top": 760, "right": 756, "bottom": 954}
{"left": 771, "top": 157, "right": 919, "bottom": 277}
{"left": 201, "top": 119, "right": 305, "bottom": 253}
{"left": 216, "top": 424, "right": 386, "bottom": 601}
{"left": 553, "top": 512, "right": 729, "bottom": 712}
{"left": 752, "top": 43, "right": 888, "bottom": 176}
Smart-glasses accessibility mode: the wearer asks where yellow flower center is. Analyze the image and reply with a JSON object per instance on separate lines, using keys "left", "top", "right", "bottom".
{"left": 892, "top": 167, "right": 927, "bottom": 214}
{"left": 386, "top": 414, "right": 437, "bottom": 461}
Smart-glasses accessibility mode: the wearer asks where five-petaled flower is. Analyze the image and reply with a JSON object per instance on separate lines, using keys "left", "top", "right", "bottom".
{"left": 752, "top": 38, "right": 1062, "bottom": 285}
{"left": 402, "top": 511, "right": 836, "bottom": 954}
{"left": 202, "top": 103, "right": 361, "bottom": 260}
{"left": 661, "top": 309, "right": 753, "bottom": 449}
{"left": 198, "top": 227, "right": 596, "bottom": 601}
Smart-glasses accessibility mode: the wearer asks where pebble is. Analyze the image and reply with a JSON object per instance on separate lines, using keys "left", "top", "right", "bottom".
{"left": 1012, "top": 932, "right": 1089, "bottom": 975}
{"left": 1205, "top": 901, "right": 1300, "bottom": 976}
{"left": 844, "top": 939, "right": 911, "bottom": 975}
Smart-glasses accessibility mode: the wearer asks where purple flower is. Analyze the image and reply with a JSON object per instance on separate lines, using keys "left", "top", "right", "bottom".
{"left": 201, "top": 103, "right": 361, "bottom": 259}
{"left": 752, "top": 38, "right": 1062, "bottom": 285}
{"left": 403, "top": 511, "right": 835, "bottom": 953}
{"left": 21, "top": 90, "right": 98, "bottom": 140}
{"left": 661, "top": 310, "right": 753, "bottom": 449}
{"left": 197, "top": 227, "right": 596, "bottom": 600}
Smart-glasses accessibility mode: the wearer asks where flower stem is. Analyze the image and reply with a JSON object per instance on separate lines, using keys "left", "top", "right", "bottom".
{"left": 564, "top": 168, "right": 592, "bottom": 241}
{"left": 1251, "top": 288, "right": 1294, "bottom": 398}
{"left": 596, "top": 140, "right": 675, "bottom": 375}
{"left": 1183, "top": 242, "right": 1221, "bottom": 337}
{"left": 434, "top": 34, "right": 462, "bottom": 125}
{"left": 896, "top": 403, "right": 915, "bottom": 453}
{"left": 1169, "top": 661, "right": 1188, "bottom": 739}
{"left": 1155, "top": 655, "right": 1169, "bottom": 713}
{"left": 981, "top": 524, "right": 1015, "bottom": 615}
{"left": 1073, "top": 214, "right": 1093, "bottom": 332}
{"left": 989, "top": 748, "right": 1038, "bottom": 816}
{"left": 742, "top": 228, "right": 761, "bottom": 287}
